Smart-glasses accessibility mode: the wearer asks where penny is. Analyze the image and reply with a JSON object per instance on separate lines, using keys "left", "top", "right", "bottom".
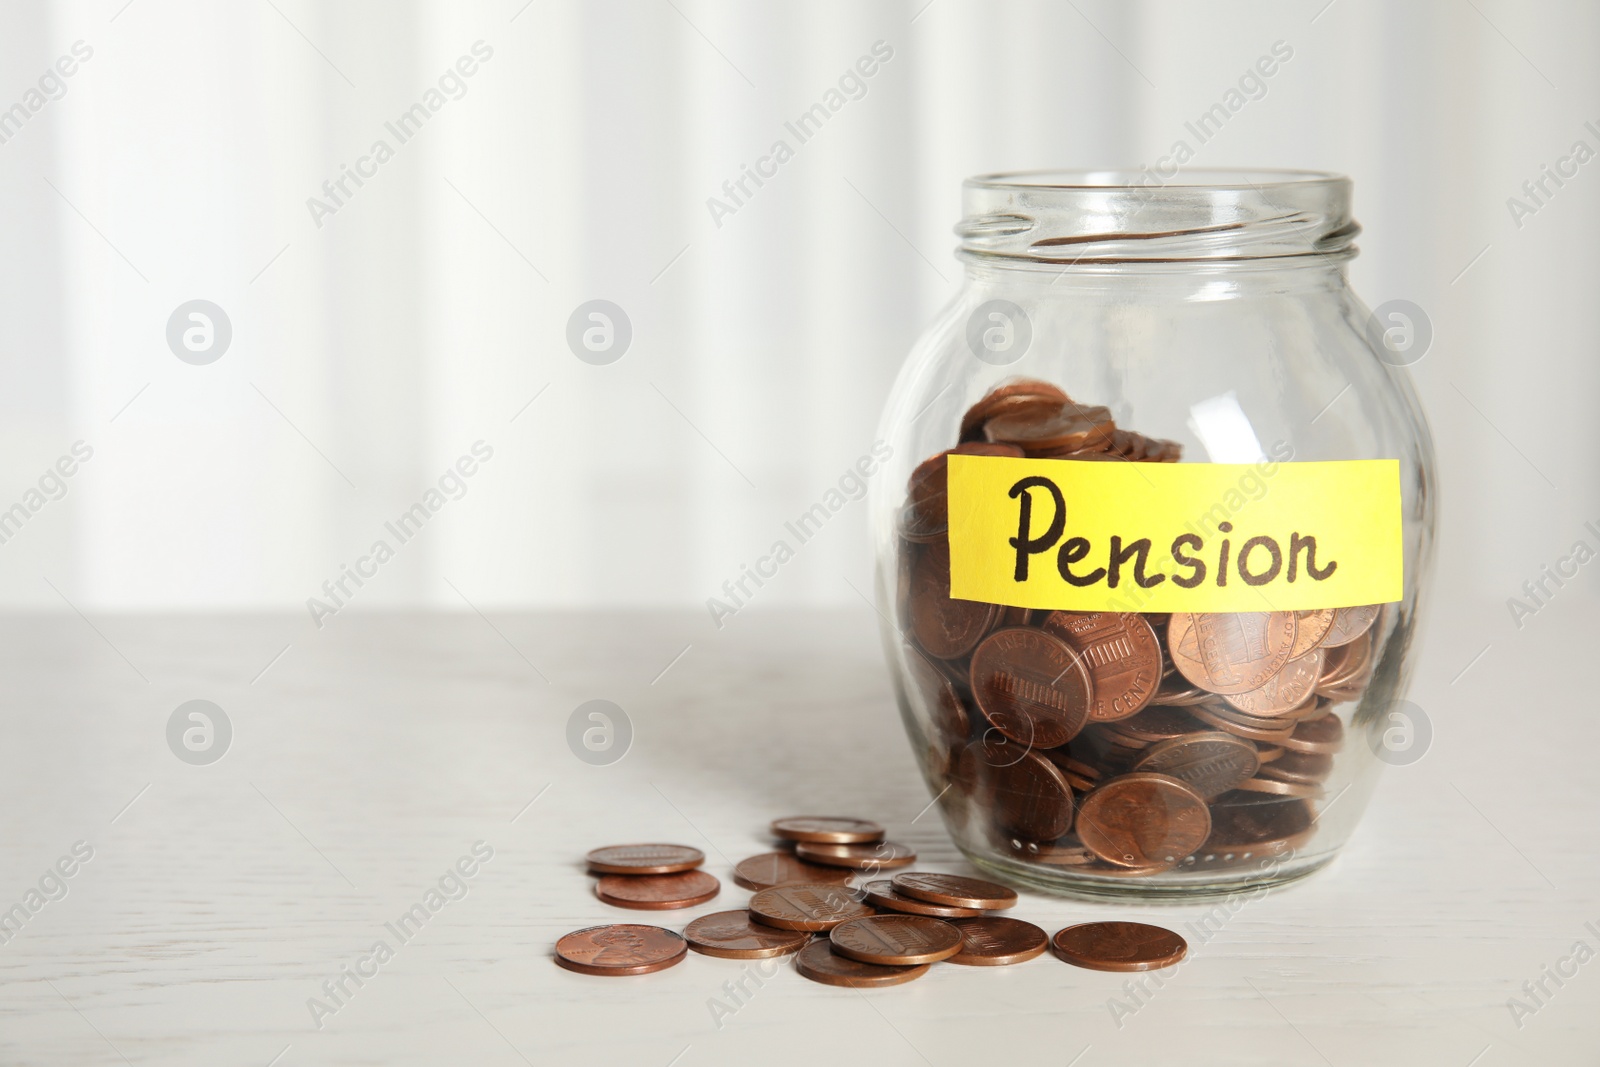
{"left": 1317, "top": 631, "right": 1376, "bottom": 697}
{"left": 1051, "top": 922, "right": 1187, "bottom": 972}
{"left": 1101, "top": 705, "right": 1206, "bottom": 745}
{"left": 1320, "top": 604, "right": 1380, "bottom": 647}
{"left": 860, "top": 879, "right": 984, "bottom": 918}
{"left": 1167, "top": 612, "right": 1298, "bottom": 695}
{"left": 906, "top": 442, "right": 1025, "bottom": 537}
{"left": 903, "top": 644, "right": 969, "bottom": 745}
{"left": 970, "top": 738, "right": 1076, "bottom": 841}
{"left": 684, "top": 910, "right": 812, "bottom": 959}
{"left": 793, "top": 937, "right": 929, "bottom": 987}
{"left": 1075, "top": 772, "right": 1212, "bottom": 869}
{"left": 1224, "top": 649, "right": 1324, "bottom": 717}
{"left": 1256, "top": 749, "right": 1334, "bottom": 786}
{"left": 985, "top": 402, "right": 1115, "bottom": 454}
{"left": 1234, "top": 776, "right": 1323, "bottom": 799}
{"left": 1255, "top": 745, "right": 1284, "bottom": 764}
{"left": 793, "top": 840, "right": 917, "bottom": 871}
{"left": 733, "top": 852, "right": 855, "bottom": 892}
{"left": 1280, "top": 713, "right": 1345, "bottom": 755}
{"left": 1040, "top": 612, "right": 1163, "bottom": 722}
{"left": 585, "top": 844, "right": 705, "bottom": 876}
{"left": 970, "top": 627, "right": 1093, "bottom": 749}
{"left": 948, "top": 916, "right": 1049, "bottom": 966}
{"left": 830, "top": 915, "right": 964, "bottom": 965}
{"left": 1203, "top": 793, "right": 1316, "bottom": 862}
{"left": 892, "top": 872, "right": 1018, "bottom": 911}
{"left": 595, "top": 870, "right": 720, "bottom": 911}
{"left": 1188, "top": 703, "right": 1296, "bottom": 744}
{"left": 1132, "top": 732, "right": 1260, "bottom": 799}
{"left": 554, "top": 924, "right": 688, "bottom": 976}
{"left": 1290, "top": 609, "right": 1337, "bottom": 657}
{"left": 748, "top": 884, "right": 874, "bottom": 931}
{"left": 958, "top": 378, "right": 1071, "bottom": 442}
{"left": 909, "top": 542, "right": 999, "bottom": 659}
{"left": 770, "top": 816, "right": 885, "bottom": 844}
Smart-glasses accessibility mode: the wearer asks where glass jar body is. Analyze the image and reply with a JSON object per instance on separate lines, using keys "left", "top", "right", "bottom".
{"left": 871, "top": 256, "right": 1436, "bottom": 900}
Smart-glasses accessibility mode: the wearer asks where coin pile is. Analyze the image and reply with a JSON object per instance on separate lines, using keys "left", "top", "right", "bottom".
{"left": 899, "top": 379, "right": 1385, "bottom": 880}
{"left": 553, "top": 815, "right": 1190, "bottom": 982}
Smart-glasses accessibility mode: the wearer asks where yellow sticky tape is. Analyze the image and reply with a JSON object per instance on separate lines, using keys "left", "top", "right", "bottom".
{"left": 946, "top": 455, "right": 1402, "bottom": 613}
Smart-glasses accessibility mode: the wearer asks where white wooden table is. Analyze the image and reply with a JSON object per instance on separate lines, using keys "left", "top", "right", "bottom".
{"left": 0, "top": 605, "right": 1594, "bottom": 1066}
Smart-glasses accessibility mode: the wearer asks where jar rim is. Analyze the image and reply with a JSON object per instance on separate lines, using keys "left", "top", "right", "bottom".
{"left": 965, "top": 168, "right": 1349, "bottom": 193}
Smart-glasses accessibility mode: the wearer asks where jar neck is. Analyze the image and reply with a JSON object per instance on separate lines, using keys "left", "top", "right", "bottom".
{"left": 958, "top": 252, "right": 1353, "bottom": 298}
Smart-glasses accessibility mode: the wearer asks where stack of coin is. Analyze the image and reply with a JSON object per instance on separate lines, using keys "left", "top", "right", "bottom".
{"left": 585, "top": 843, "right": 721, "bottom": 910}
{"left": 898, "top": 379, "right": 1385, "bottom": 881}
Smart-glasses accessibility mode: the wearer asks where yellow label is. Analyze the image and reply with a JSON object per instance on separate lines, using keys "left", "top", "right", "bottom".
{"left": 946, "top": 455, "right": 1402, "bottom": 613}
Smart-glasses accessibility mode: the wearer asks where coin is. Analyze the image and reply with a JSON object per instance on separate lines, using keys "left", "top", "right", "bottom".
{"left": 1320, "top": 604, "right": 1380, "bottom": 647}
{"left": 1201, "top": 793, "right": 1316, "bottom": 864}
{"left": 958, "top": 379, "right": 1071, "bottom": 442}
{"left": 793, "top": 937, "right": 930, "bottom": 987}
{"left": 830, "top": 915, "right": 964, "bottom": 965}
{"left": 1256, "top": 749, "right": 1333, "bottom": 786}
{"left": 1280, "top": 713, "right": 1344, "bottom": 755}
{"left": 554, "top": 924, "right": 688, "bottom": 976}
{"left": 683, "top": 910, "right": 811, "bottom": 959}
{"left": 904, "top": 644, "right": 969, "bottom": 745}
{"left": 1167, "top": 612, "right": 1298, "bottom": 695}
{"left": 1132, "top": 732, "right": 1260, "bottom": 799}
{"left": 770, "top": 816, "right": 886, "bottom": 844}
{"left": 1290, "top": 609, "right": 1336, "bottom": 657}
{"left": 860, "top": 879, "right": 985, "bottom": 918}
{"left": 970, "top": 627, "right": 1093, "bottom": 749}
{"left": 1101, "top": 705, "right": 1206, "bottom": 745}
{"left": 793, "top": 840, "right": 917, "bottom": 871}
{"left": 946, "top": 916, "right": 1050, "bottom": 965}
{"left": 1188, "top": 702, "right": 1296, "bottom": 744}
{"left": 1040, "top": 612, "right": 1162, "bottom": 722}
{"left": 1075, "top": 772, "right": 1212, "bottom": 869}
{"left": 891, "top": 872, "right": 1018, "bottom": 911}
{"left": 1223, "top": 649, "right": 1323, "bottom": 717}
{"left": 585, "top": 844, "right": 705, "bottom": 875}
{"left": 906, "top": 442, "right": 1025, "bottom": 538}
{"left": 984, "top": 403, "right": 1115, "bottom": 454}
{"left": 1051, "top": 922, "right": 1187, "bottom": 972}
{"left": 733, "top": 852, "right": 855, "bottom": 892}
{"left": 1234, "top": 776, "right": 1323, "bottom": 799}
{"left": 971, "top": 738, "right": 1076, "bottom": 841}
{"left": 909, "top": 542, "right": 999, "bottom": 659}
{"left": 595, "top": 870, "right": 720, "bottom": 911}
{"left": 749, "top": 884, "right": 874, "bottom": 931}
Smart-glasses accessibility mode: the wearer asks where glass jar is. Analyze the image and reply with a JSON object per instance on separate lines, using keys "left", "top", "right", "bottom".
{"left": 871, "top": 170, "right": 1435, "bottom": 900}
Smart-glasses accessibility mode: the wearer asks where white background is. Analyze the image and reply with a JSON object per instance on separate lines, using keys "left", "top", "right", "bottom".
{"left": 0, "top": 0, "right": 1596, "bottom": 641}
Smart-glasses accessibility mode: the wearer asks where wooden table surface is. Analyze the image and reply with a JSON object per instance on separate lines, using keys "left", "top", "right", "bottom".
{"left": 0, "top": 604, "right": 1594, "bottom": 1066}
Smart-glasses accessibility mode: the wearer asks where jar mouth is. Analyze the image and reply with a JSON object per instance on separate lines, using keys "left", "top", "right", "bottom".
{"left": 959, "top": 168, "right": 1357, "bottom": 265}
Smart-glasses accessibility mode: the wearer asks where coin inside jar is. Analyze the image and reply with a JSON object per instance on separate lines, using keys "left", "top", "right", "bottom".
{"left": 891, "top": 872, "right": 1018, "bottom": 911}
{"left": 970, "top": 627, "right": 1093, "bottom": 749}
{"left": 748, "top": 884, "right": 874, "bottom": 931}
{"left": 585, "top": 843, "right": 705, "bottom": 875}
{"left": 1166, "top": 612, "right": 1298, "bottom": 695}
{"left": 793, "top": 840, "right": 917, "bottom": 871}
{"left": 859, "top": 879, "right": 985, "bottom": 918}
{"left": 1280, "top": 712, "right": 1345, "bottom": 755}
{"left": 909, "top": 541, "right": 999, "bottom": 659}
{"left": 1051, "top": 921, "right": 1187, "bottom": 972}
{"left": 1074, "top": 772, "right": 1211, "bottom": 869}
{"left": 1320, "top": 604, "right": 1380, "bottom": 647}
{"left": 793, "top": 937, "right": 929, "bottom": 987}
{"left": 733, "top": 852, "right": 855, "bottom": 891}
{"left": 1131, "top": 732, "right": 1260, "bottom": 799}
{"left": 554, "top": 924, "right": 688, "bottom": 976}
{"left": 968, "top": 738, "right": 1076, "bottom": 842}
{"left": 1223, "top": 649, "right": 1323, "bottom": 716}
{"left": 948, "top": 916, "right": 1050, "bottom": 966}
{"left": 770, "top": 816, "right": 885, "bottom": 844}
{"left": 683, "top": 910, "right": 811, "bottom": 959}
{"left": 595, "top": 870, "right": 720, "bottom": 911}
{"left": 1039, "top": 611, "right": 1162, "bottom": 722}
{"left": 829, "top": 915, "right": 964, "bottom": 966}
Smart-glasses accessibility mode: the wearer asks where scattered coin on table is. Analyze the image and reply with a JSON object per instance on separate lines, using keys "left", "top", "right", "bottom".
{"left": 733, "top": 851, "right": 855, "bottom": 891}
{"left": 683, "top": 911, "right": 811, "bottom": 959}
{"left": 554, "top": 925, "right": 688, "bottom": 976}
{"left": 748, "top": 884, "right": 875, "bottom": 931}
{"left": 793, "top": 938, "right": 930, "bottom": 988}
{"left": 891, "top": 872, "right": 1018, "bottom": 911}
{"left": 1051, "top": 922, "right": 1187, "bottom": 972}
{"left": 770, "top": 816, "right": 885, "bottom": 844}
{"left": 829, "top": 915, "right": 964, "bottom": 966}
{"left": 948, "top": 916, "right": 1049, "bottom": 966}
{"left": 793, "top": 840, "right": 917, "bottom": 871}
{"left": 585, "top": 843, "right": 705, "bottom": 875}
{"left": 595, "top": 870, "right": 720, "bottom": 911}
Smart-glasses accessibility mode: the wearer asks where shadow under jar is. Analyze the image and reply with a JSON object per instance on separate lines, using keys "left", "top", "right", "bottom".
{"left": 872, "top": 170, "right": 1436, "bottom": 900}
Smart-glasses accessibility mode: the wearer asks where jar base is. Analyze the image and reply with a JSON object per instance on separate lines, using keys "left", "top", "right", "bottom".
{"left": 959, "top": 846, "right": 1337, "bottom": 903}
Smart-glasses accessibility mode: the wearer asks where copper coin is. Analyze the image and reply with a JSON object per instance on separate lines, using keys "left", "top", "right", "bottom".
{"left": 892, "top": 872, "right": 1018, "bottom": 911}
{"left": 750, "top": 884, "right": 874, "bottom": 932}
{"left": 958, "top": 379, "right": 1070, "bottom": 442}
{"left": 793, "top": 938, "right": 929, "bottom": 987}
{"left": 947, "top": 917, "right": 1049, "bottom": 966}
{"left": 1167, "top": 612, "right": 1298, "bottom": 695}
{"left": 554, "top": 924, "right": 687, "bottom": 976}
{"left": 1101, "top": 705, "right": 1206, "bottom": 744}
{"left": 903, "top": 644, "right": 969, "bottom": 745}
{"left": 1075, "top": 772, "right": 1212, "bottom": 869}
{"left": 1234, "top": 776, "right": 1323, "bottom": 799}
{"left": 1256, "top": 749, "right": 1333, "bottom": 786}
{"left": 909, "top": 542, "right": 999, "bottom": 659}
{"left": 984, "top": 402, "right": 1115, "bottom": 453}
{"left": 1290, "top": 609, "right": 1336, "bottom": 657}
{"left": 1132, "top": 732, "right": 1259, "bottom": 799}
{"left": 793, "top": 840, "right": 917, "bottom": 871}
{"left": 1317, "top": 631, "right": 1376, "bottom": 696}
{"left": 595, "top": 870, "right": 720, "bottom": 911}
{"left": 1040, "top": 612, "right": 1163, "bottom": 722}
{"left": 1188, "top": 703, "right": 1296, "bottom": 744}
{"left": 971, "top": 738, "right": 1076, "bottom": 841}
{"left": 830, "top": 915, "right": 964, "bottom": 965}
{"left": 1320, "top": 604, "right": 1380, "bottom": 647}
{"left": 770, "top": 816, "right": 885, "bottom": 844}
{"left": 861, "top": 879, "right": 984, "bottom": 918}
{"left": 733, "top": 852, "right": 855, "bottom": 891}
{"left": 1051, "top": 922, "right": 1187, "bottom": 972}
{"left": 1223, "top": 649, "right": 1324, "bottom": 717}
{"left": 970, "top": 627, "right": 1093, "bottom": 749}
{"left": 897, "top": 500, "right": 947, "bottom": 544}
{"left": 1202, "top": 793, "right": 1316, "bottom": 864}
{"left": 1281, "top": 713, "right": 1344, "bottom": 755}
{"left": 1255, "top": 745, "right": 1284, "bottom": 764}
{"left": 905, "top": 442, "right": 1024, "bottom": 537}
{"left": 683, "top": 910, "right": 811, "bottom": 959}
{"left": 585, "top": 843, "right": 705, "bottom": 876}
